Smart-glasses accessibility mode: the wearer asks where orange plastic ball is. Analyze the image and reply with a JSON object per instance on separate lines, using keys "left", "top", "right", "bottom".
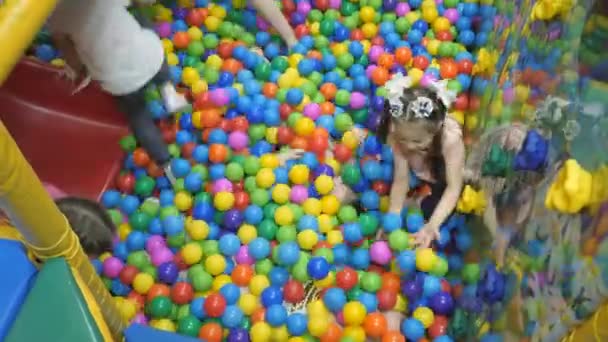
{"left": 320, "top": 322, "right": 343, "bottom": 342}
{"left": 221, "top": 58, "right": 243, "bottom": 74}
{"left": 394, "top": 47, "right": 412, "bottom": 65}
{"left": 320, "top": 101, "right": 335, "bottom": 114}
{"left": 377, "top": 53, "right": 395, "bottom": 69}
{"left": 209, "top": 144, "right": 229, "bottom": 163}
{"left": 371, "top": 67, "right": 390, "bottom": 86}
{"left": 439, "top": 59, "right": 459, "bottom": 79}
{"left": 363, "top": 312, "right": 388, "bottom": 338}
{"left": 173, "top": 31, "right": 190, "bottom": 49}
{"left": 199, "top": 108, "right": 223, "bottom": 128}
{"left": 263, "top": 83, "right": 278, "bottom": 98}
{"left": 199, "top": 322, "right": 223, "bottom": 342}
{"left": 146, "top": 284, "right": 171, "bottom": 302}
{"left": 382, "top": 331, "right": 406, "bottom": 342}
{"left": 231, "top": 264, "right": 254, "bottom": 286}
{"left": 133, "top": 148, "right": 151, "bottom": 167}
{"left": 320, "top": 83, "right": 338, "bottom": 100}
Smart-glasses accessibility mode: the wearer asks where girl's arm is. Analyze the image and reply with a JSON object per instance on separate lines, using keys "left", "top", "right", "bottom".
{"left": 51, "top": 33, "right": 85, "bottom": 77}
{"left": 388, "top": 146, "right": 410, "bottom": 214}
{"left": 426, "top": 134, "right": 465, "bottom": 229}
{"left": 249, "top": 0, "right": 298, "bottom": 48}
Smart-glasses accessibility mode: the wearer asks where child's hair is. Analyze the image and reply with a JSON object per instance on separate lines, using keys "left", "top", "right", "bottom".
{"left": 55, "top": 197, "right": 116, "bottom": 257}
{"left": 377, "top": 87, "right": 447, "bottom": 144}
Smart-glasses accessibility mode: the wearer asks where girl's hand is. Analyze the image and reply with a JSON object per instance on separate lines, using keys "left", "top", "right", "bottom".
{"left": 278, "top": 149, "right": 305, "bottom": 166}
{"left": 412, "top": 224, "right": 440, "bottom": 248}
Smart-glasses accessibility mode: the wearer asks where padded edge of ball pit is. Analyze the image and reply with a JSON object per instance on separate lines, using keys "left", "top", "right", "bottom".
{"left": 124, "top": 324, "right": 202, "bottom": 342}
{"left": 0, "top": 239, "right": 37, "bottom": 341}
{"left": 0, "top": 58, "right": 129, "bottom": 200}
{"left": 5, "top": 258, "right": 103, "bottom": 342}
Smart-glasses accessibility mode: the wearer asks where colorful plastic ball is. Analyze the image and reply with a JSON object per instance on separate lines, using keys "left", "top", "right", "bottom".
{"left": 343, "top": 301, "right": 366, "bottom": 326}
{"left": 413, "top": 306, "right": 435, "bottom": 328}
{"left": 415, "top": 248, "right": 437, "bottom": 272}
{"left": 401, "top": 318, "right": 425, "bottom": 340}
{"left": 103, "top": 257, "right": 124, "bottom": 278}
{"left": 148, "top": 295, "right": 173, "bottom": 319}
{"left": 423, "top": 275, "right": 442, "bottom": 297}
{"left": 430, "top": 292, "right": 455, "bottom": 315}
{"left": 261, "top": 285, "right": 284, "bottom": 307}
{"left": 265, "top": 304, "right": 288, "bottom": 326}
{"left": 323, "top": 287, "right": 347, "bottom": 312}
{"left": 307, "top": 257, "right": 330, "bottom": 280}
{"left": 204, "top": 292, "right": 227, "bottom": 318}
{"left": 369, "top": 241, "right": 392, "bottom": 265}
{"left": 286, "top": 313, "right": 308, "bottom": 336}
{"left": 157, "top": 261, "right": 179, "bottom": 284}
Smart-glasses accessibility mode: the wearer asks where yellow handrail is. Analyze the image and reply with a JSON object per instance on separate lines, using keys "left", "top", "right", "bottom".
{"left": 0, "top": 0, "right": 59, "bottom": 84}
{"left": 0, "top": 121, "right": 126, "bottom": 340}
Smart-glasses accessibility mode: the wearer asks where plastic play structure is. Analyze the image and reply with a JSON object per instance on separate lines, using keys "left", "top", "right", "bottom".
{"left": 1, "top": 0, "right": 608, "bottom": 341}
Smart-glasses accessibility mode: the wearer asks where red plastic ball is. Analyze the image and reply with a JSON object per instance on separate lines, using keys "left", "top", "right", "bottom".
{"left": 350, "top": 29, "right": 364, "bottom": 41}
{"left": 336, "top": 267, "right": 358, "bottom": 290}
{"left": 204, "top": 293, "right": 227, "bottom": 317}
{"left": 234, "top": 191, "right": 250, "bottom": 210}
{"left": 333, "top": 143, "right": 353, "bottom": 163}
{"left": 282, "top": 0, "right": 296, "bottom": 14}
{"left": 295, "top": 24, "right": 310, "bottom": 39}
{"left": 453, "top": 94, "right": 469, "bottom": 111}
{"left": 377, "top": 288, "right": 397, "bottom": 310}
{"left": 233, "top": 180, "right": 245, "bottom": 192}
{"left": 119, "top": 265, "right": 139, "bottom": 285}
{"left": 173, "top": 252, "right": 189, "bottom": 271}
{"left": 440, "top": 59, "right": 459, "bottom": 79}
{"left": 314, "top": 0, "right": 328, "bottom": 10}
{"left": 181, "top": 142, "right": 197, "bottom": 159}
{"left": 127, "top": 291, "right": 145, "bottom": 311}
{"left": 232, "top": 117, "right": 249, "bottom": 132}
{"left": 283, "top": 280, "right": 305, "bottom": 304}
{"left": 279, "top": 104, "right": 293, "bottom": 120}
{"left": 171, "top": 282, "right": 194, "bottom": 305}
{"left": 371, "top": 37, "right": 385, "bottom": 46}
{"left": 277, "top": 126, "right": 295, "bottom": 145}
{"left": 186, "top": 9, "right": 205, "bottom": 27}
{"left": 173, "top": 32, "right": 190, "bottom": 49}
{"left": 457, "top": 59, "right": 474, "bottom": 74}
{"left": 218, "top": 119, "right": 233, "bottom": 133}
{"left": 116, "top": 173, "right": 135, "bottom": 193}
{"left": 372, "top": 181, "right": 389, "bottom": 195}
{"left": 440, "top": 279, "right": 451, "bottom": 293}
{"left": 412, "top": 55, "right": 430, "bottom": 70}
{"left": 428, "top": 315, "right": 449, "bottom": 338}
{"left": 436, "top": 30, "right": 454, "bottom": 41}
{"left": 309, "top": 135, "right": 329, "bottom": 155}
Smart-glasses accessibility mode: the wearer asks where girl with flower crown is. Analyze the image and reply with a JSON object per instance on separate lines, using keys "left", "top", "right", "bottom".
{"left": 375, "top": 73, "right": 466, "bottom": 248}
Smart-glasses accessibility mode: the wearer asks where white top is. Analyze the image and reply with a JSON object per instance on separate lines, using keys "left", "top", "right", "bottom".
{"left": 48, "top": 0, "right": 165, "bottom": 95}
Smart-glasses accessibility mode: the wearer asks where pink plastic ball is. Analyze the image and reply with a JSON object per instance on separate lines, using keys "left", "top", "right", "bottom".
{"left": 290, "top": 185, "right": 309, "bottom": 204}
{"left": 303, "top": 103, "right": 322, "bottom": 120}
{"left": 395, "top": 3, "right": 411, "bottom": 16}
{"left": 349, "top": 92, "right": 366, "bottom": 109}
{"left": 366, "top": 65, "right": 377, "bottom": 78}
{"left": 151, "top": 247, "right": 174, "bottom": 266}
{"left": 368, "top": 46, "right": 384, "bottom": 63}
{"left": 420, "top": 73, "right": 438, "bottom": 88}
{"left": 155, "top": 22, "right": 172, "bottom": 39}
{"left": 209, "top": 88, "right": 230, "bottom": 106}
{"left": 146, "top": 235, "right": 166, "bottom": 254}
{"left": 228, "top": 131, "right": 248, "bottom": 151}
{"left": 444, "top": 9, "right": 460, "bottom": 23}
{"left": 335, "top": 311, "right": 345, "bottom": 325}
{"left": 132, "top": 313, "right": 148, "bottom": 325}
{"left": 235, "top": 245, "right": 254, "bottom": 265}
{"left": 503, "top": 87, "right": 515, "bottom": 104}
{"left": 212, "top": 178, "right": 234, "bottom": 194}
{"left": 328, "top": 0, "right": 341, "bottom": 9}
{"left": 256, "top": 17, "right": 270, "bottom": 31}
{"left": 103, "top": 257, "right": 124, "bottom": 278}
{"left": 296, "top": 1, "right": 311, "bottom": 15}
{"left": 370, "top": 241, "right": 392, "bottom": 265}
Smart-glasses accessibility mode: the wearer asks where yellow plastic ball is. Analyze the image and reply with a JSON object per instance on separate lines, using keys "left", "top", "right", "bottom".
{"left": 405, "top": 11, "right": 421, "bottom": 24}
{"left": 232, "top": 0, "right": 247, "bottom": 9}
{"left": 288, "top": 337, "right": 306, "bottom": 342}
{"left": 151, "top": 319, "right": 176, "bottom": 332}
{"left": 289, "top": 165, "right": 310, "bottom": 185}
{"left": 294, "top": 117, "right": 315, "bottom": 136}
{"left": 309, "top": 22, "right": 320, "bottom": 36}
{"left": 426, "top": 39, "right": 441, "bottom": 56}
{"left": 181, "top": 242, "right": 203, "bottom": 265}
{"left": 297, "top": 229, "right": 319, "bottom": 250}
{"left": 303, "top": 198, "right": 322, "bottom": 216}
{"left": 422, "top": 8, "right": 439, "bottom": 22}
{"left": 209, "top": 4, "right": 227, "bottom": 19}
{"left": 214, "top": 191, "right": 235, "bottom": 211}
{"left": 274, "top": 205, "right": 294, "bottom": 226}
{"left": 98, "top": 252, "right": 112, "bottom": 263}
{"left": 238, "top": 292, "right": 259, "bottom": 315}
{"left": 321, "top": 195, "right": 340, "bottom": 215}
{"left": 166, "top": 53, "right": 179, "bottom": 66}
{"left": 156, "top": 7, "right": 173, "bottom": 22}
{"left": 359, "top": 6, "right": 376, "bottom": 23}
{"left": 314, "top": 175, "right": 334, "bottom": 195}
{"left": 205, "top": 254, "right": 226, "bottom": 276}
{"left": 272, "top": 326, "right": 290, "bottom": 342}
{"left": 343, "top": 326, "right": 366, "bottom": 342}
{"left": 326, "top": 230, "right": 344, "bottom": 245}
{"left": 191, "top": 79, "right": 208, "bottom": 95}
{"left": 177, "top": 0, "right": 193, "bottom": 8}
{"left": 432, "top": 17, "right": 451, "bottom": 32}
{"left": 330, "top": 43, "right": 348, "bottom": 56}
{"left": 187, "top": 26, "right": 203, "bottom": 41}
{"left": 325, "top": 158, "right": 341, "bottom": 175}
{"left": 361, "top": 40, "right": 371, "bottom": 54}
{"left": 415, "top": 248, "right": 437, "bottom": 272}
{"left": 206, "top": 55, "right": 223, "bottom": 70}
{"left": 413, "top": 307, "right": 435, "bottom": 328}
{"left": 237, "top": 224, "right": 257, "bottom": 244}
{"left": 251, "top": 322, "right": 272, "bottom": 342}
{"left": 380, "top": 196, "right": 390, "bottom": 212}
{"left": 317, "top": 214, "right": 333, "bottom": 233}
{"left": 174, "top": 191, "right": 193, "bottom": 211}
{"left": 341, "top": 131, "right": 359, "bottom": 150}
{"left": 307, "top": 299, "right": 329, "bottom": 316}
{"left": 278, "top": 74, "right": 295, "bottom": 89}
{"left": 212, "top": 274, "right": 232, "bottom": 291}
{"left": 343, "top": 301, "right": 367, "bottom": 325}
{"left": 361, "top": 23, "right": 378, "bottom": 39}
{"left": 288, "top": 54, "right": 304, "bottom": 68}
{"left": 408, "top": 68, "right": 424, "bottom": 85}
{"left": 50, "top": 58, "right": 65, "bottom": 67}
{"left": 118, "top": 223, "right": 132, "bottom": 241}
{"left": 451, "top": 110, "right": 465, "bottom": 126}
{"left": 249, "top": 275, "right": 270, "bottom": 296}
{"left": 161, "top": 39, "right": 174, "bottom": 53}
{"left": 394, "top": 294, "right": 408, "bottom": 311}
{"left": 307, "top": 317, "right": 329, "bottom": 337}
{"left": 119, "top": 299, "right": 138, "bottom": 321}
{"left": 256, "top": 168, "right": 276, "bottom": 188}
{"left": 133, "top": 273, "right": 154, "bottom": 294}
{"left": 260, "top": 154, "right": 280, "bottom": 168}
{"left": 272, "top": 184, "right": 291, "bottom": 204}
{"left": 186, "top": 219, "right": 209, "bottom": 240}
{"left": 314, "top": 271, "right": 334, "bottom": 288}
{"left": 265, "top": 127, "right": 278, "bottom": 144}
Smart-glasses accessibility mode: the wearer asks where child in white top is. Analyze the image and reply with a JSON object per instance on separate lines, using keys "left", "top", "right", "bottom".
{"left": 49, "top": 0, "right": 188, "bottom": 182}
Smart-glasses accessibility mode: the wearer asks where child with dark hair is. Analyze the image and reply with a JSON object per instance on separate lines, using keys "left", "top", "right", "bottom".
{"left": 375, "top": 73, "right": 466, "bottom": 248}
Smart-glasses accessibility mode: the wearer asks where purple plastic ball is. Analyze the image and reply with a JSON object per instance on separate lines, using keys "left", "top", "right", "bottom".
{"left": 383, "top": 0, "right": 397, "bottom": 11}
{"left": 228, "top": 131, "right": 249, "bottom": 151}
{"left": 370, "top": 241, "right": 392, "bottom": 265}
{"left": 235, "top": 245, "right": 254, "bottom": 265}
{"left": 213, "top": 178, "right": 234, "bottom": 194}
{"left": 395, "top": 3, "right": 411, "bottom": 16}
{"left": 402, "top": 279, "right": 422, "bottom": 299}
{"left": 313, "top": 164, "right": 335, "bottom": 178}
{"left": 209, "top": 88, "right": 230, "bottom": 106}
{"left": 102, "top": 257, "right": 124, "bottom": 278}
{"left": 303, "top": 103, "right": 322, "bottom": 120}
{"left": 227, "top": 328, "right": 250, "bottom": 342}
{"left": 223, "top": 209, "right": 244, "bottom": 232}
{"left": 349, "top": 92, "right": 366, "bottom": 109}
{"left": 290, "top": 185, "right": 309, "bottom": 204}
{"left": 157, "top": 261, "right": 180, "bottom": 284}
{"left": 371, "top": 96, "right": 385, "bottom": 111}
{"left": 151, "top": 247, "right": 174, "bottom": 266}
{"left": 155, "top": 22, "right": 172, "bottom": 38}
{"left": 430, "top": 292, "right": 455, "bottom": 315}
{"left": 146, "top": 235, "right": 166, "bottom": 254}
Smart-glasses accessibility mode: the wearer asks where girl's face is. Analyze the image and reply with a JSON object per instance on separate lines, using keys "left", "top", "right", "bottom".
{"left": 392, "top": 121, "right": 438, "bottom": 154}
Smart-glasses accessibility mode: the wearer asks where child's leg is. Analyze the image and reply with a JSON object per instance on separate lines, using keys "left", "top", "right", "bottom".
{"left": 115, "top": 91, "right": 176, "bottom": 183}
{"left": 250, "top": 0, "right": 298, "bottom": 48}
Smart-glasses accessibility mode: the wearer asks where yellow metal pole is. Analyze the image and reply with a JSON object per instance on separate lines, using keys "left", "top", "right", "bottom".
{"left": 0, "top": 0, "right": 60, "bottom": 84}
{"left": 0, "top": 121, "right": 126, "bottom": 340}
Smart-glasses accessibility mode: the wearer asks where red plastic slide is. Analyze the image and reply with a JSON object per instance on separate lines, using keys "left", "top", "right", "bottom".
{"left": 0, "top": 59, "right": 129, "bottom": 200}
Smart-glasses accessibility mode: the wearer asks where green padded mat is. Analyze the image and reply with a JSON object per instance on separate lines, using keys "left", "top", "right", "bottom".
{"left": 5, "top": 258, "right": 103, "bottom": 342}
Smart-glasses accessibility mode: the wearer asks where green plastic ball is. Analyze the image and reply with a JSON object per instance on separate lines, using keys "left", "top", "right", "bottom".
{"left": 129, "top": 211, "right": 152, "bottom": 231}
{"left": 388, "top": 230, "right": 409, "bottom": 251}
{"left": 147, "top": 296, "right": 173, "bottom": 319}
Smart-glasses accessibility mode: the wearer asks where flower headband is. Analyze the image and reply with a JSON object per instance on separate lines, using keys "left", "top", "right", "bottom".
{"left": 384, "top": 73, "right": 457, "bottom": 120}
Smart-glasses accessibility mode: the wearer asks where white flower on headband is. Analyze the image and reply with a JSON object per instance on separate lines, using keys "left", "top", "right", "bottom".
{"left": 428, "top": 79, "right": 457, "bottom": 108}
{"left": 384, "top": 73, "right": 412, "bottom": 119}
{"left": 408, "top": 97, "right": 434, "bottom": 119}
